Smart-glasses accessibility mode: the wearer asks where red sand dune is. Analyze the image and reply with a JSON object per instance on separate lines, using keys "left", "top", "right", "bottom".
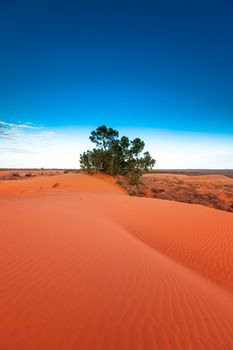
{"left": 0, "top": 173, "right": 233, "bottom": 350}
{"left": 0, "top": 173, "right": 123, "bottom": 195}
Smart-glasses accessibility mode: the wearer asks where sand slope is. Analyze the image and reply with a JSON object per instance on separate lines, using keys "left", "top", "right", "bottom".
{"left": 0, "top": 173, "right": 124, "bottom": 195}
{"left": 0, "top": 174, "right": 233, "bottom": 349}
{"left": 87, "top": 194, "right": 233, "bottom": 290}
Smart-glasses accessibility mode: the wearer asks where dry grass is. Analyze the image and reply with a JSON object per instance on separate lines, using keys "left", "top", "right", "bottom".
{"left": 116, "top": 173, "right": 233, "bottom": 213}
{"left": 143, "top": 174, "right": 233, "bottom": 212}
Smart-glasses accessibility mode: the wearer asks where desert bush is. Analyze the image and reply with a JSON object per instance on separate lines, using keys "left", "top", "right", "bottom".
{"left": 12, "top": 173, "right": 20, "bottom": 177}
{"left": 177, "top": 180, "right": 184, "bottom": 184}
{"left": 128, "top": 188, "right": 137, "bottom": 196}
{"left": 137, "top": 186, "right": 147, "bottom": 196}
{"left": 116, "top": 178, "right": 125, "bottom": 186}
{"left": 214, "top": 203, "right": 225, "bottom": 211}
{"left": 4, "top": 173, "right": 21, "bottom": 180}
{"left": 116, "top": 176, "right": 147, "bottom": 197}
{"left": 80, "top": 125, "right": 155, "bottom": 185}
{"left": 152, "top": 187, "right": 165, "bottom": 194}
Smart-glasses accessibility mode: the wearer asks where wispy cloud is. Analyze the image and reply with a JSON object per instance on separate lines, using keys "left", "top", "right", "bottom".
{"left": 0, "top": 120, "right": 57, "bottom": 155}
{"left": 0, "top": 146, "right": 36, "bottom": 154}
{"left": 0, "top": 121, "right": 36, "bottom": 140}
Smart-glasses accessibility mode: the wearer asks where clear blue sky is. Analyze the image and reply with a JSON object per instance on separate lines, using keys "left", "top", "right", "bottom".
{"left": 0, "top": 0, "right": 233, "bottom": 168}
{"left": 1, "top": 0, "right": 233, "bottom": 133}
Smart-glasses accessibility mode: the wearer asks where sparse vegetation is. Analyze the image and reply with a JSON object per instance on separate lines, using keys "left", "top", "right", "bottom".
{"left": 142, "top": 174, "right": 233, "bottom": 212}
{"left": 12, "top": 173, "right": 20, "bottom": 178}
{"left": 116, "top": 177, "right": 147, "bottom": 197}
{"left": 152, "top": 187, "right": 165, "bottom": 194}
{"left": 0, "top": 173, "right": 22, "bottom": 180}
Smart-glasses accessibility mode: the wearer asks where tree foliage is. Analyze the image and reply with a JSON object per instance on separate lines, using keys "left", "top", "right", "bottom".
{"left": 80, "top": 125, "right": 155, "bottom": 185}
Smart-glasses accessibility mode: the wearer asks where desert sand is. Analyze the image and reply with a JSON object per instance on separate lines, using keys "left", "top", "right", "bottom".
{"left": 1, "top": 173, "right": 233, "bottom": 349}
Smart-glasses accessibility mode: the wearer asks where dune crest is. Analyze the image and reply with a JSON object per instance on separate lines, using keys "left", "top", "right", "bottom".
{"left": 0, "top": 173, "right": 125, "bottom": 195}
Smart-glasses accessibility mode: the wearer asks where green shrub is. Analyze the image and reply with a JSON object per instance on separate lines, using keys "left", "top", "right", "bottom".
{"left": 80, "top": 125, "right": 155, "bottom": 186}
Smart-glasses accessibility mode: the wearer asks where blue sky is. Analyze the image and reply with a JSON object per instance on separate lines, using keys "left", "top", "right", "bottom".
{"left": 0, "top": 0, "right": 233, "bottom": 168}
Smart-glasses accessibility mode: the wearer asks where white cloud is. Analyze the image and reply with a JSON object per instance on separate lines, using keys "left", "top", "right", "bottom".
{"left": 0, "top": 121, "right": 60, "bottom": 167}
{"left": 0, "top": 121, "right": 90, "bottom": 168}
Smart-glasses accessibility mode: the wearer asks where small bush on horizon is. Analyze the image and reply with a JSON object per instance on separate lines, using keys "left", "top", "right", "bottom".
{"left": 12, "top": 173, "right": 20, "bottom": 177}
{"left": 1, "top": 173, "right": 22, "bottom": 180}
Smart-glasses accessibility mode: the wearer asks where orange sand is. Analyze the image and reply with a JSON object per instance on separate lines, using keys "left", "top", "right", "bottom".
{"left": 0, "top": 172, "right": 123, "bottom": 195}
{"left": 0, "top": 173, "right": 233, "bottom": 349}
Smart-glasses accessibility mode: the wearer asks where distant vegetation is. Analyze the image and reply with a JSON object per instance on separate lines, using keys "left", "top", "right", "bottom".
{"left": 142, "top": 174, "right": 233, "bottom": 213}
{"left": 80, "top": 125, "right": 155, "bottom": 185}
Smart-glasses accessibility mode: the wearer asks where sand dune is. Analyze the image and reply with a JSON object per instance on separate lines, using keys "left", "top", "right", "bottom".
{"left": 87, "top": 194, "right": 233, "bottom": 290}
{"left": 0, "top": 174, "right": 233, "bottom": 349}
{"left": 0, "top": 173, "right": 124, "bottom": 195}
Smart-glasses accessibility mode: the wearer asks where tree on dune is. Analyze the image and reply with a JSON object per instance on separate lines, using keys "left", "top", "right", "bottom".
{"left": 80, "top": 125, "right": 155, "bottom": 185}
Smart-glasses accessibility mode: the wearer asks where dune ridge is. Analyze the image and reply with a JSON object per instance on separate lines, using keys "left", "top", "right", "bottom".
{"left": 86, "top": 194, "right": 233, "bottom": 291}
{"left": 0, "top": 173, "right": 124, "bottom": 195}
{"left": 0, "top": 174, "right": 233, "bottom": 349}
